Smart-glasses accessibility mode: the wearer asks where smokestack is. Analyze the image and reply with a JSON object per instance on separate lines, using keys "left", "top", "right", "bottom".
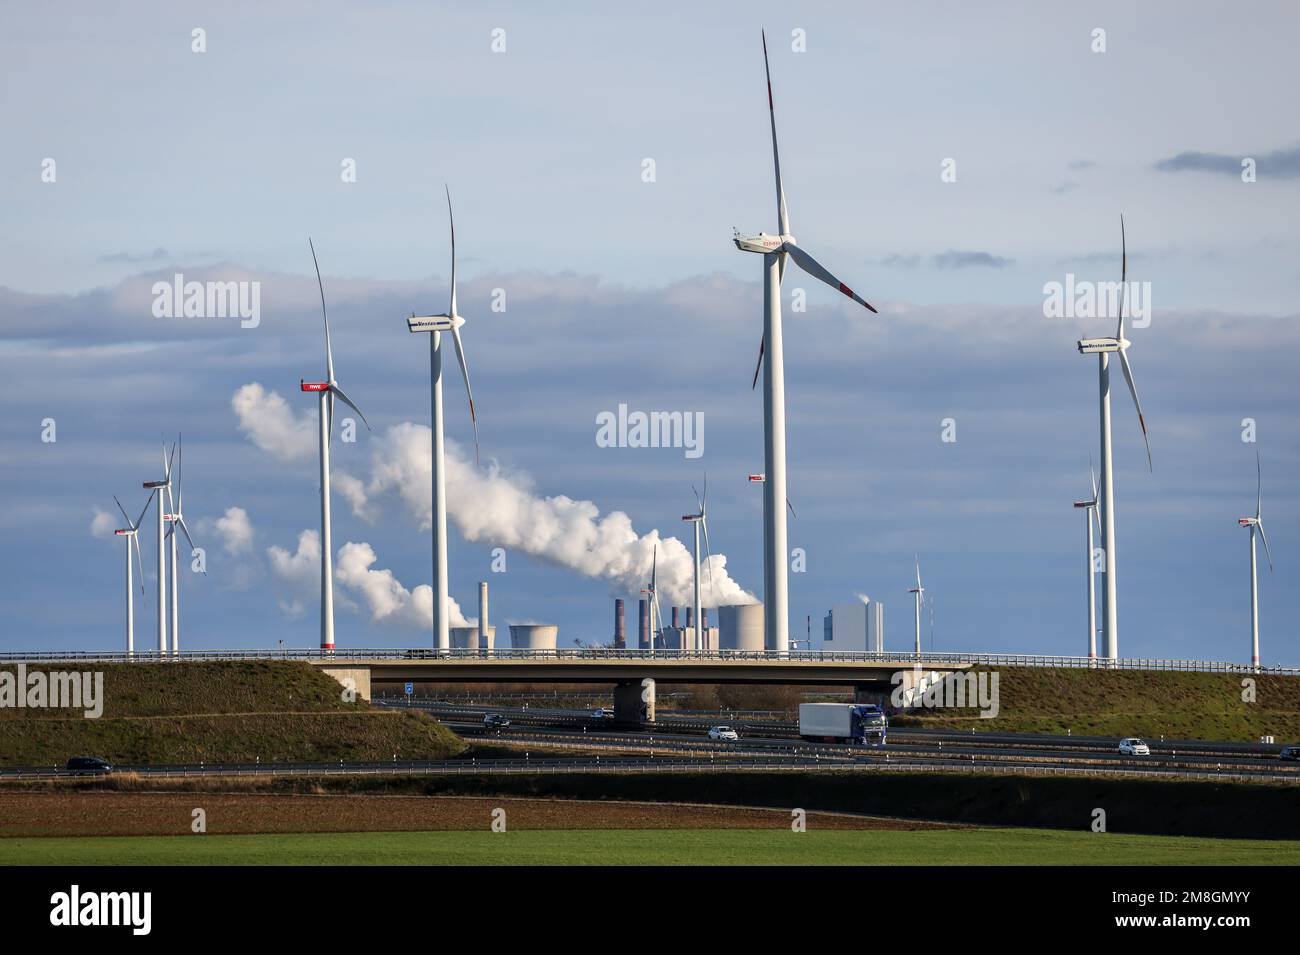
{"left": 686, "top": 607, "right": 694, "bottom": 628}
{"left": 671, "top": 606, "right": 680, "bottom": 628}
{"left": 638, "top": 599, "right": 649, "bottom": 649}
{"left": 701, "top": 608, "right": 709, "bottom": 631}
{"left": 479, "top": 581, "right": 491, "bottom": 650}
{"left": 614, "top": 598, "right": 626, "bottom": 648}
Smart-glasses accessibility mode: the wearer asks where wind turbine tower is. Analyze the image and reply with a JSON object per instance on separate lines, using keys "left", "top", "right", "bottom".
{"left": 733, "top": 32, "right": 879, "bottom": 652}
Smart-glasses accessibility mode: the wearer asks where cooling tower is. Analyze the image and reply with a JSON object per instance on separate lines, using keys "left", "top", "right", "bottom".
{"left": 509, "top": 624, "right": 558, "bottom": 650}
{"left": 718, "top": 603, "right": 764, "bottom": 651}
{"left": 450, "top": 626, "right": 496, "bottom": 649}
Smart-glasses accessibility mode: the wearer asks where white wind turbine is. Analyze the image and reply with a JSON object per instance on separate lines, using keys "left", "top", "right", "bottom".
{"left": 302, "top": 239, "right": 371, "bottom": 653}
{"left": 1238, "top": 451, "right": 1275, "bottom": 671}
{"left": 1072, "top": 458, "right": 1102, "bottom": 662}
{"left": 142, "top": 441, "right": 176, "bottom": 654}
{"left": 734, "top": 31, "right": 878, "bottom": 653}
{"left": 112, "top": 494, "right": 150, "bottom": 656}
{"left": 681, "top": 476, "right": 716, "bottom": 652}
{"left": 1076, "top": 216, "right": 1152, "bottom": 662}
{"left": 406, "top": 187, "right": 481, "bottom": 652}
{"left": 907, "top": 557, "right": 925, "bottom": 657}
{"left": 640, "top": 544, "right": 663, "bottom": 656}
{"left": 164, "top": 435, "right": 202, "bottom": 655}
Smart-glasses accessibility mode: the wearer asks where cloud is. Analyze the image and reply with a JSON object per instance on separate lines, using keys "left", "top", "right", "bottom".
{"left": 233, "top": 383, "right": 316, "bottom": 462}
{"left": 209, "top": 506, "right": 254, "bottom": 555}
{"left": 90, "top": 510, "right": 117, "bottom": 539}
{"left": 99, "top": 247, "right": 170, "bottom": 265}
{"left": 1153, "top": 145, "right": 1300, "bottom": 179}
{"left": 334, "top": 541, "right": 467, "bottom": 629}
{"left": 267, "top": 529, "right": 319, "bottom": 618}
{"left": 931, "top": 250, "right": 1013, "bottom": 270}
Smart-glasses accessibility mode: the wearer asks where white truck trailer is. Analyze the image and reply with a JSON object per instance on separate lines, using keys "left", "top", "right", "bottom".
{"left": 798, "top": 703, "right": 888, "bottom": 745}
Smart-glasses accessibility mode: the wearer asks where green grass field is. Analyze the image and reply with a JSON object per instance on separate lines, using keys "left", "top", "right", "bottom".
{"left": 3, "top": 828, "right": 1297, "bottom": 866}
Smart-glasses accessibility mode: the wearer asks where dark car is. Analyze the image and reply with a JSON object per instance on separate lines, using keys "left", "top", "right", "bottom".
{"left": 66, "top": 756, "right": 113, "bottom": 776}
{"left": 483, "top": 714, "right": 511, "bottom": 730}
{"left": 1280, "top": 745, "right": 1300, "bottom": 761}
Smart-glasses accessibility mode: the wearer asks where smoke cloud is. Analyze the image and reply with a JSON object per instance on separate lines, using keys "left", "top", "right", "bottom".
{"left": 235, "top": 384, "right": 756, "bottom": 624}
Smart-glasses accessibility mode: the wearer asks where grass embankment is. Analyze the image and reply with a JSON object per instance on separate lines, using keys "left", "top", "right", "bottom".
{"left": 0, "top": 662, "right": 464, "bottom": 766}
{"left": 891, "top": 667, "right": 1300, "bottom": 741}
{"left": 3, "top": 827, "right": 1296, "bottom": 866}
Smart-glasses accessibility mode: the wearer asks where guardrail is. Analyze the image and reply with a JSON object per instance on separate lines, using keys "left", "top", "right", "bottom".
{"left": 1, "top": 647, "right": 1295, "bottom": 675}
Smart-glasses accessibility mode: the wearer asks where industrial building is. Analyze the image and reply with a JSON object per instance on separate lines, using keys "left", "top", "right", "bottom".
{"left": 509, "top": 623, "right": 558, "bottom": 650}
{"left": 449, "top": 625, "right": 496, "bottom": 650}
{"left": 823, "top": 599, "right": 885, "bottom": 653}
{"left": 718, "top": 603, "right": 764, "bottom": 651}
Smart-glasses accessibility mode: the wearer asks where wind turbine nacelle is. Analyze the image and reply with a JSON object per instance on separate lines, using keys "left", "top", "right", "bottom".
{"left": 300, "top": 381, "right": 329, "bottom": 392}
{"left": 1077, "top": 337, "right": 1127, "bottom": 354}
{"left": 143, "top": 480, "right": 167, "bottom": 489}
{"left": 408, "top": 314, "right": 465, "bottom": 334}
{"left": 733, "top": 232, "right": 786, "bottom": 254}
{"left": 1073, "top": 501, "right": 1095, "bottom": 509}
{"left": 164, "top": 514, "right": 177, "bottom": 522}
{"left": 1239, "top": 518, "right": 1257, "bottom": 526}
{"left": 114, "top": 529, "right": 132, "bottom": 536}
{"left": 748, "top": 474, "right": 765, "bottom": 482}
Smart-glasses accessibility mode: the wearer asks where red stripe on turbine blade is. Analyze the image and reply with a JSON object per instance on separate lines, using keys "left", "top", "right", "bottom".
{"left": 839, "top": 283, "right": 854, "bottom": 297}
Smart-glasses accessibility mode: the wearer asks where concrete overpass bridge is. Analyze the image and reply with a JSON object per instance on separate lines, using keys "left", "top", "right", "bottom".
{"left": 6, "top": 647, "right": 1289, "bottom": 722}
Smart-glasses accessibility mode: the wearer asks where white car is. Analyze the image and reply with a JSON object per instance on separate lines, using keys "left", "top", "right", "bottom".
{"left": 1118, "top": 737, "right": 1150, "bottom": 756}
{"left": 708, "top": 726, "right": 739, "bottom": 742}
{"left": 589, "top": 708, "right": 613, "bottom": 719}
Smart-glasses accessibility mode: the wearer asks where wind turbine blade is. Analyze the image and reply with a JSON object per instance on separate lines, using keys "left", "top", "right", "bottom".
{"left": 1089, "top": 454, "right": 1101, "bottom": 535}
{"left": 309, "top": 238, "right": 335, "bottom": 384}
{"left": 446, "top": 185, "right": 458, "bottom": 317}
{"left": 1116, "top": 215, "right": 1127, "bottom": 340}
{"left": 113, "top": 494, "right": 132, "bottom": 528}
{"left": 761, "top": 30, "right": 789, "bottom": 237}
{"left": 750, "top": 334, "right": 765, "bottom": 390}
{"left": 692, "top": 484, "right": 701, "bottom": 513}
{"left": 1256, "top": 449, "right": 1263, "bottom": 520}
{"left": 132, "top": 533, "right": 147, "bottom": 602}
{"left": 177, "top": 517, "right": 204, "bottom": 572}
{"left": 702, "top": 472, "right": 708, "bottom": 515}
{"left": 1116, "top": 347, "right": 1152, "bottom": 471}
{"left": 785, "top": 243, "right": 878, "bottom": 313}
{"left": 177, "top": 434, "right": 184, "bottom": 513}
{"left": 786, "top": 497, "right": 796, "bottom": 518}
{"left": 915, "top": 556, "right": 922, "bottom": 591}
{"left": 450, "top": 323, "right": 481, "bottom": 465}
{"left": 329, "top": 384, "right": 371, "bottom": 432}
{"left": 327, "top": 389, "right": 336, "bottom": 449}
{"left": 166, "top": 440, "right": 177, "bottom": 482}
{"left": 1257, "top": 520, "right": 1275, "bottom": 572}
{"left": 133, "top": 489, "right": 156, "bottom": 531}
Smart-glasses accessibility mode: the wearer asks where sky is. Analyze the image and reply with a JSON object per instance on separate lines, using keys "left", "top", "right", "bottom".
{"left": 1, "top": 1, "right": 1297, "bottom": 664}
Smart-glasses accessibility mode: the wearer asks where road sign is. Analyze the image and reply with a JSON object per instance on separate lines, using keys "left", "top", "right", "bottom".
{"left": 404, "top": 682, "right": 413, "bottom": 696}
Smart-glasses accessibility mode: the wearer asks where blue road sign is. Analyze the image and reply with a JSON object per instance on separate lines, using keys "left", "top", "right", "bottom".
{"left": 404, "top": 682, "right": 413, "bottom": 696}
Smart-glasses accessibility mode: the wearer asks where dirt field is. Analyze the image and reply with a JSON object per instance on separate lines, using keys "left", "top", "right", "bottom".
{"left": 0, "top": 792, "right": 951, "bottom": 838}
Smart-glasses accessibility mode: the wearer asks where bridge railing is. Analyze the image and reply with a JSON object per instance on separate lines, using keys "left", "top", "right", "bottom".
{"left": 0, "top": 647, "right": 1295, "bottom": 675}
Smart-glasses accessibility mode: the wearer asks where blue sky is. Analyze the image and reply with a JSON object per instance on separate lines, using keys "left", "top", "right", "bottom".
{"left": 2, "top": 2, "right": 1297, "bottom": 663}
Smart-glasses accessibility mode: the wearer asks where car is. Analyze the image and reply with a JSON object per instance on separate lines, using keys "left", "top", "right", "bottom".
{"left": 482, "top": 713, "right": 511, "bottom": 730}
{"left": 1280, "top": 745, "right": 1300, "bottom": 761}
{"left": 1118, "top": 737, "right": 1150, "bottom": 756}
{"left": 589, "top": 708, "right": 613, "bottom": 719}
{"left": 66, "top": 756, "right": 113, "bottom": 776}
{"left": 708, "top": 726, "right": 739, "bottom": 742}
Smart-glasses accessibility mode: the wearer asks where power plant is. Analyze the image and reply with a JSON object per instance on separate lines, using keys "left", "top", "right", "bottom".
{"left": 718, "top": 603, "right": 765, "bottom": 651}
{"left": 509, "top": 623, "right": 559, "bottom": 651}
{"left": 823, "top": 600, "right": 885, "bottom": 653}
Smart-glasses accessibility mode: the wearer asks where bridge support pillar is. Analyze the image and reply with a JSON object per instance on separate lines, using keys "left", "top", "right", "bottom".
{"left": 317, "top": 665, "right": 371, "bottom": 702}
{"left": 613, "top": 677, "right": 655, "bottom": 724}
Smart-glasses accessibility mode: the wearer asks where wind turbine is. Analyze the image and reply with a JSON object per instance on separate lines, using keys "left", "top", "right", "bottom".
{"left": 142, "top": 441, "right": 176, "bottom": 654}
{"left": 681, "top": 476, "right": 716, "bottom": 652}
{"left": 734, "top": 31, "right": 878, "bottom": 653}
{"left": 640, "top": 544, "right": 663, "bottom": 656}
{"left": 1072, "top": 458, "right": 1102, "bottom": 662}
{"left": 907, "top": 557, "right": 925, "bottom": 657}
{"left": 112, "top": 494, "right": 150, "bottom": 656}
{"left": 1239, "top": 451, "right": 1274, "bottom": 671}
{"left": 406, "top": 187, "right": 481, "bottom": 652}
{"left": 302, "top": 239, "right": 371, "bottom": 653}
{"left": 164, "top": 435, "right": 202, "bottom": 655}
{"left": 1076, "top": 216, "right": 1151, "bottom": 661}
